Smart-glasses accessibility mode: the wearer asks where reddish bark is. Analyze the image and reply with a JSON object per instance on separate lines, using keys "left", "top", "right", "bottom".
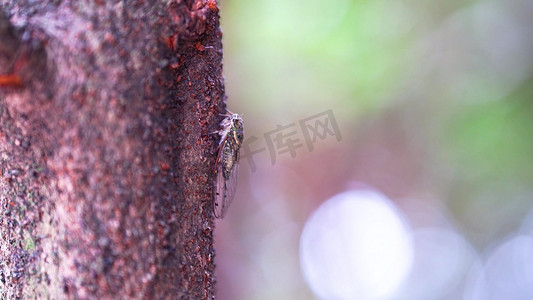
{"left": 0, "top": 1, "right": 225, "bottom": 298}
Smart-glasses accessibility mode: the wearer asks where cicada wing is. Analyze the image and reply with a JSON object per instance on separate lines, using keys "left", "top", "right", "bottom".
{"left": 213, "top": 164, "right": 239, "bottom": 219}
{"left": 221, "top": 160, "right": 239, "bottom": 218}
{"left": 213, "top": 145, "right": 226, "bottom": 218}
{"left": 213, "top": 151, "right": 240, "bottom": 219}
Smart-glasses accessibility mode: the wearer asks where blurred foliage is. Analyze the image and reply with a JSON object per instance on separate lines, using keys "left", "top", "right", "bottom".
{"left": 218, "top": 0, "right": 533, "bottom": 298}
{"left": 221, "top": 0, "right": 532, "bottom": 217}
{"left": 444, "top": 80, "right": 533, "bottom": 186}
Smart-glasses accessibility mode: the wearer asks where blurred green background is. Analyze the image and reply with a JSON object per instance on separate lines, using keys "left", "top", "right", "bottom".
{"left": 215, "top": 0, "right": 533, "bottom": 299}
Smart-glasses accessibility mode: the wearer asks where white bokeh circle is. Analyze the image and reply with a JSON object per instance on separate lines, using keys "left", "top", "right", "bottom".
{"left": 300, "top": 189, "right": 414, "bottom": 300}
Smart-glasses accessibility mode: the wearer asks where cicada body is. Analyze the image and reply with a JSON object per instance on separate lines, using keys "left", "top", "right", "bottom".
{"left": 213, "top": 111, "right": 244, "bottom": 218}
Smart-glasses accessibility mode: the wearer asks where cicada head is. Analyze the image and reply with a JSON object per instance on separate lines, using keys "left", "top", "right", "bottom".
{"left": 230, "top": 114, "right": 244, "bottom": 145}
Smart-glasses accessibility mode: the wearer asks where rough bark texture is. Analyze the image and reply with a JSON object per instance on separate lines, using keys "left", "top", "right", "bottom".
{"left": 0, "top": 0, "right": 224, "bottom": 298}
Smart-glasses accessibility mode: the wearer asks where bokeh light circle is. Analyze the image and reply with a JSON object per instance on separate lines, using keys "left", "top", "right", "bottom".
{"left": 299, "top": 189, "right": 413, "bottom": 300}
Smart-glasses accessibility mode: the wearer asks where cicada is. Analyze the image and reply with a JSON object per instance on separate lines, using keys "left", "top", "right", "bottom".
{"left": 213, "top": 110, "right": 244, "bottom": 218}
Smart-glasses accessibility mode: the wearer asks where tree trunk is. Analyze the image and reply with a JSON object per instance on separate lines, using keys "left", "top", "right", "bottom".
{"left": 0, "top": 1, "right": 224, "bottom": 298}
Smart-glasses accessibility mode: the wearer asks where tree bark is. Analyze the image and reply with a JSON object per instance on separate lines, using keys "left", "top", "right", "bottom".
{"left": 0, "top": 0, "right": 224, "bottom": 298}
